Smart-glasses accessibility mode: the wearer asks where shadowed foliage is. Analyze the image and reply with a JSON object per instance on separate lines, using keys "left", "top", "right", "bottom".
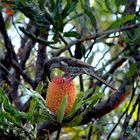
{"left": 0, "top": 0, "right": 140, "bottom": 139}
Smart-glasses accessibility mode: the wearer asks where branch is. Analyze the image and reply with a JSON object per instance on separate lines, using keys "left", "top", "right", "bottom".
{"left": 54, "top": 23, "right": 140, "bottom": 56}
{"left": 0, "top": 12, "right": 17, "bottom": 62}
{"left": 35, "top": 33, "right": 47, "bottom": 88}
{"left": 11, "top": 60, "right": 35, "bottom": 87}
{"left": 18, "top": 21, "right": 40, "bottom": 70}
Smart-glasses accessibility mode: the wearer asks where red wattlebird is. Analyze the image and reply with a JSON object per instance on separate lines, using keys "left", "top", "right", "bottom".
{"left": 44, "top": 57, "right": 117, "bottom": 91}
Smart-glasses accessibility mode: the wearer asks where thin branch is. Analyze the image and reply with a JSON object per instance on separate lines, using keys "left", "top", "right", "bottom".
{"left": 84, "top": 41, "right": 96, "bottom": 61}
{"left": 106, "top": 84, "right": 136, "bottom": 140}
{"left": 0, "top": 12, "right": 17, "bottom": 62}
{"left": 122, "top": 94, "right": 140, "bottom": 136}
{"left": 55, "top": 128, "right": 61, "bottom": 140}
{"left": 19, "top": 27, "right": 54, "bottom": 47}
{"left": 0, "top": 62, "right": 21, "bottom": 85}
{"left": 94, "top": 48, "right": 110, "bottom": 68}
{"left": 11, "top": 60, "right": 35, "bottom": 87}
{"left": 54, "top": 22, "right": 140, "bottom": 56}
{"left": 35, "top": 33, "right": 47, "bottom": 88}
{"left": 87, "top": 124, "right": 93, "bottom": 140}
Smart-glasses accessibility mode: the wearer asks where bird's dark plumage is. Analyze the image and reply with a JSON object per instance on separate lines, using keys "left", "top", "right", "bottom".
{"left": 44, "top": 57, "right": 117, "bottom": 91}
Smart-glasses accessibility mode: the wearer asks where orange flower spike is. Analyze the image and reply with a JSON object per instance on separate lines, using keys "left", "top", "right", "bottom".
{"left": 46, "top": 76, "right": 76, "bottom": 116}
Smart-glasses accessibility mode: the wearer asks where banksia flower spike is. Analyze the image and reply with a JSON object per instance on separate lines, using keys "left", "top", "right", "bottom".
{"left": 46, "top": 76, "right": 76, "bottom": 116}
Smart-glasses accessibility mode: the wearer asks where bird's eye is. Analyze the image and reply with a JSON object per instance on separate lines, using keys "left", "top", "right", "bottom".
{"left": 60, "top": 61, "right": 68, "bottom": 66}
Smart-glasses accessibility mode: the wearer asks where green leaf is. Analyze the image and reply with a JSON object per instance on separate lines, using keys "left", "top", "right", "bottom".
{"left": 35, "top": 81, "right": 43, "bottom": 93}
{"left": 107, "top": 14, "right": 135, "bottom": 30}
{"left": 64, "top": 31, "right": 81, "bottom": 38}
{"left": 84, "top": 7, "right": 97, "bottom": 29}
{"left": 57, "top": 95, "right": 68, "bottom": 122}
{"left": 84, "top": 88, "right": 95, "bottom": 98}
{"left": 64, "top": 13, "right": 83, "bottom": 25}
{"left": 66, "top": 91, "right": 84, "bottom": 118}
{"left": 62, "top": 0, "right": 78, "bottom": 18}
{"left": 130, "top": 29, "right": 140, "bottom": 45}
{"left": 104, "top": 0, "right": 114, "bottom": 13}
{"left": 19, "top": 85, "right": 44, "bottom": 102}
{"left": 81, "top": 1, "right": 96, "bottom": 29}
{"left": 127, "top": 63, "right": 137, "bottom": 78}
{"left": 28, "top": 98, "right": 36, "bottom": 114}
{"left": 19, "top": 85, "right": 54, "bottom": 121}
{"left": 84, "top": 86, "right": 101, "bottom": 99}
{"left": 82, "top": 93, "right": 104, "bottom": 115}
{"left": 68, "top": 115, "right": 83, "bottom": 126}
{"left": 115, "top": 0, "right": 126, "bottom": 7}
{"left": 0, "top": 88, "right": 30, "bottom": 125}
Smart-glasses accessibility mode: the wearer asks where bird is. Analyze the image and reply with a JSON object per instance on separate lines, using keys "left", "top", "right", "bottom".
{"left": 44, "top": 57, "right": 117, "bottom": 91}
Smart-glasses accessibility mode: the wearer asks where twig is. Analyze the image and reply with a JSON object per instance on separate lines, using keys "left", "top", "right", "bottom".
{"left": 84, "top": 41, "right": 96, "bottom": 61}
{"left": 19, "top": 27, "right": 55, "bottom": 47}
{"left": 106, "top": 84, "right": 135, "bottom": 140}
{"left": 54, "top": 23, "right": 140, "bottom": 56}
{"left": 55, "top": 128, "right": 61, "bottom": 140}
{"left": 122, "top": 94, "right": 140, "bottom": 136}
{"left": 0, "top": 62, "right": 21, "bottom": 85}
{"left": 87, "top": 125, "right": 93, "bottom": 140}
{"left": 11, "top": 60, "right": 35, "bottom": 87}
{"left": 35, "top": 33, "right": 47, "bottom": 88}
{"left": 94, "top": 48, "right": 110, "bottom": 69}
{"left": 59, "top": 33, "right": 73, "bottom": 57}
{"left": 0, "top": 12, "right": 17, "bottom": 62}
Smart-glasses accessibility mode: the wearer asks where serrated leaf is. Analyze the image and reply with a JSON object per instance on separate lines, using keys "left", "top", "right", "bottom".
{"left": 57, "top": 95, "right": 68, "bottom": 122}
{"left": 107, "top": 14, "right": 135, "bottom": 30}
{"left": 127, "top": 63, "right": 137, "bottom": 78}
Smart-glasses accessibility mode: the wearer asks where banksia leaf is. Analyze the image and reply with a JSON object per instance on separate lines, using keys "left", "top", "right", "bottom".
{"left": 46, "top": 76, "right": 76, "bottom": 116}
{"left": 57, "top": 95, "right": 68, "bottom": 122}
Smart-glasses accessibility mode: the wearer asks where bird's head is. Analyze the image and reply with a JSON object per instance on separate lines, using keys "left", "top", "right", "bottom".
{"left": 44, "top": 57, "right": 71, "bottom": 81}
{"left": 44, "top": 57, "right": 92, "bottom": 81}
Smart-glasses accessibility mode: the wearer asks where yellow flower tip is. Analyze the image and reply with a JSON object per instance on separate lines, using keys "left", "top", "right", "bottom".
{"left": 46, "top": 76, "right": 76, "bottom": 116}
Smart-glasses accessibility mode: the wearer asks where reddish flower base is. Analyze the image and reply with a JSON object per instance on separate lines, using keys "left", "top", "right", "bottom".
{"left": 46, "top": 76, "right": 76, "bottom": 115}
